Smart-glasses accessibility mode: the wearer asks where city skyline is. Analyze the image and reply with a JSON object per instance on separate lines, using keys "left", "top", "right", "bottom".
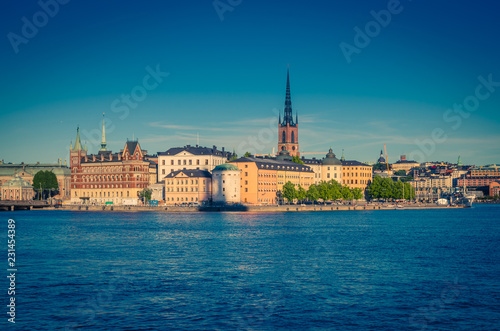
{"left": 1, "top": 0, "right": 500, "bottom": 165}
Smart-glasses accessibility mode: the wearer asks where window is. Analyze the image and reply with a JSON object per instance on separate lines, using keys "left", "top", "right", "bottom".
{"left": 162, "top": 160, "right": 165, "bottom": 165}
{"left": 291, "top": 131, "right": 295, "bottom": 143}
{"left": 197, "top": 160, "right": 200, "bottom": 165}
{"left": 189, "top": 160, "right": 192, "bottom": 165}
{"left": 282, "top": 131, "right": 286, "bottom": 143}
{"left": 327, "top": 173, "right": 330, "bottom": 179}
{"left": 245, "top": 172, "right": 248, "bottom": 176}
{"left": 162, "top": 169, "right": 165, "bottom": 175}
{"left": 183, "top": 160, "right": 186, "bottom": 165}
{"left": 245, "top": 188, "right": 248, "bottom": 192}
{"left": 205, "top": 160, "right": 208, "bottom": 165}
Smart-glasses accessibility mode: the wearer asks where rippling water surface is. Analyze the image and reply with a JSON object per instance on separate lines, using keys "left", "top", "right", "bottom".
{"left": 6, "top": 205, "right": 500, "bottom": 330}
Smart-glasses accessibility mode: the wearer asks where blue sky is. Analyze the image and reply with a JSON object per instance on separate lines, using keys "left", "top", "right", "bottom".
{"left": 1, "top": 0, "right": 499, "bottom": 165}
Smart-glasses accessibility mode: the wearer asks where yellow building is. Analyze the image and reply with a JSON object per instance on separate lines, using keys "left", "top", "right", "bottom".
{"left": 302, "top": 148, "right": 342, "bottom": 185}
{"left": 164, "top": 169, "right": 212, "bottom": 204}
{"left": 230, "top": 155, "right": 314, "bottom": 204}
{"left": 341, "top": 160, "right": 372, "bottom": 189}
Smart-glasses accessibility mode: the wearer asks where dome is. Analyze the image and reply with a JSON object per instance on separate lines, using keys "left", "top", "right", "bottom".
{"left": 2, "top": 174, "right": 33, "bottom": 188}
{"left": 213, "top": 163, "right": 240, "bottom": 171}
{"left": 322, "top": 148, "right": 342, "bottom": 165}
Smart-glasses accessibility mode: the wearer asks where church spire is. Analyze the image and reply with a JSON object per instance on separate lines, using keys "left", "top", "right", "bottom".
{"left": 100, "top": 113, "right": 107, "bottom": 152}
{"left": 72, "top": 127, "right": 82, "bottom": 151}
{"left": 282, "top": 66, "right": 295, "bottom": 126}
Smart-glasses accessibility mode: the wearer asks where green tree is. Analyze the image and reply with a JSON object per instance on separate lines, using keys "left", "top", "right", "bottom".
{"left": 296, "top": 185, "right": 307, "bottom": 203}
{"left": 352, "top": 187, "right": 364, "bottom": 200}
{"left": 329, "top": 180, "right": 342, "bottom": 200}
{"left": 404, "top": 182, "right": 415, "bottom": 200}
{"left": 380, "top": 177, "right": 395, "bottom": 200}
{"left": 33, "top": 170, "right": 59, "bottom": 200}
{"left": 368, "top": 175, "right": 383, "bottom": 199}
{"left": 306, "top": 184, "right": 320, "bottom": 202}
{"left": 318, "top": 181, "right": 331, "bottom": 202}
{"left": 282, "top": 181, "right": 297, "bottom": 204}
{"left": 139, "top": 188, "right": 152, "bottom": 203}
{"left": 394, "top": 180, "right": 404, "bottom": 199}
{"left": 291, "top": 155, "right": 305, "bottom": 165}
{"left": 341, "top": 185, "right": 353, "bottom": 200}
{"left": 393, "top": 170, "right": 407, "bottom": 176}
{"left": 229, "top": 154, "right": 238, "bottom": 161}
{"left": 243, "top": 152, "right": 252, "bottom": 157}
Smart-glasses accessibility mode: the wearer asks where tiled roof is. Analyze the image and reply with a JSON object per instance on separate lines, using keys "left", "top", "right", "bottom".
{"left": 158, "top": 145, "right": 232, "bottom": 158}
{"left": 341, "top": 160, "right": 371, "bottom": 167}
{"left": 164, "top": 169, "right": 212, "bottom": 178}
{"left": 230, "top": 157, "right": 314, "bottom": 173}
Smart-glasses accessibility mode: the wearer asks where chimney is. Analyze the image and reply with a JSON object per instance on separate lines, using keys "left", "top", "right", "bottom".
{"left": 213, "top": 145, "right": 217, "bottom": 150}
{"left": 222, "top": 147, "right": 225, "bottom": 152}
{"left": 93, "top": 155, "right": 96, "bottom": 162}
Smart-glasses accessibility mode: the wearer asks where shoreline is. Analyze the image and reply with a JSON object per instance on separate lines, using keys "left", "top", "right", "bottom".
{"left": 29, "top": 203, "right": 466, "bottom": 212}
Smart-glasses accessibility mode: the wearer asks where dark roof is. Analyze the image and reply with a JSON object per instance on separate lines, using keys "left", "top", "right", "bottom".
{"left": 164, "top": 169, "right": 212, "bottom": 178}
{"left": 230, "top": 157, "right": 313, "bottom": 173}
{"left": 81, "top": 153, "right": 122, "bottom": 163}
{"left": 302, "top": 158, "right": 322, "bottom": 165}
{"left": 158, "top": 145, "right": 233, "bottom": 158}
{"left": 341, "top": 160, "right": 371, "bottom": 167}
{"left": 126, "top": 141, "right": 139, "bottom": 154}
{"left": 394, "top": 159, "right": 419, "bottom": 164}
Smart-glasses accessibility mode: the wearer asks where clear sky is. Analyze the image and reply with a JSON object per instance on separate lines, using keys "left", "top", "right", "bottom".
{"left": 1, "top": 0, "right": 499, "bottom": 166}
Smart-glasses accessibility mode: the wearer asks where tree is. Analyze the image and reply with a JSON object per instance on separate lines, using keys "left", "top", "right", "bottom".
{"left": 394, "top": 170, "right": 406, "bottom": 176}
{"left": 329, "top": 180, "right": 342, "bottom": 200}
{"left": 318, "top": 181, "right": 331, "bottom": 202}
{"left": 404, "top": 182, "right": 415, "bottom": 200}
{"left": 352, "top": 187, "right": 364, "bottom": 201}
{"left": 373, "top": 163, "right": 388, "bottom": 171}
{"left": 243, "top": 152, "right": 252, "bottom": 157}
{"left": 282, "top": 181, "right": 297, "bottom": 204}
{"left": 296, "top": 185, "right": 307, "bottom": 203}
{"left": 139, "top": 188, "right": 152, "bottom": 203}
{"left": 229, "top": 153, "right": 238, "bottom": 161}
{"left": 341, "top": 185, "right": 353, "bottom": 200}
{"left": 33, "top": 170, "right": 59, "bottom": 200}
{"left": 306, "top": 184, "right": 320, "bottom": 202}
{"left": 291, "top": 155, "right": 305, "bottom": 165}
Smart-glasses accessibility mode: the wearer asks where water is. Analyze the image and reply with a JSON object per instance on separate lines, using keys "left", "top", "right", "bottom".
{"left": 4, "top": 205, "right": 500, "bottom": 330}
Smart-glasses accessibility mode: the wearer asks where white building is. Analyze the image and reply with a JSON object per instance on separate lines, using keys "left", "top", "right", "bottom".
{"left": 212, "top": 164, "right": 241, "bottom": 204}
{"left": 157, "top": 145, "right": 234, "bottom": 182}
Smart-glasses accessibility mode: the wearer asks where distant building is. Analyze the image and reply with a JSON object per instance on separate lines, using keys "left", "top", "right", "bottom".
{"left": 377, "top": 150, "right": 386, "bottom": 164}
{"left": 410, "top": 176, "right": 453, "bottom": 199}
{"left": 212, "top": 163, "right": 241, "bottom": 204}
{"left": 391, "top": 155, "right": 420, "bottom": 173}
{"left": 470, "top": 164, "right": 500, "bottom": 178}
{"left": 302, "top": 148, "right": 342, "bottom": 185}
{"left": 157, "top": 145, "right": 233, "bottom": 182}
{"left": 164, "top": 169, "right": 212, "bottom": 204}
{"left": 0, "top": 161, "right": 71, "bottom": 200}
{"left": 489, "top": 181, "right": 500, "bottom": 197}
{"left": 149, "top": 181, "right": 164, "bottom": 202}
{"left": 0, "top": 174, "right": 34, "bottom": 201}
{"left": 277, "top": 68, "right": 299, "bottom": 156}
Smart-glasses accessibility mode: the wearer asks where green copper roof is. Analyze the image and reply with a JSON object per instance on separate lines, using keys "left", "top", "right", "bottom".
{"left": 213, "top": 163, "right": 240, "bottom": 171}
{"left": 322, "top": 148, "right": 342, "bottom": 165}
{"left": 1, "top": 174, "right": 33, "bottom": 188}
{"left": 72, "top": 127, "right": 83, "bottom": 152}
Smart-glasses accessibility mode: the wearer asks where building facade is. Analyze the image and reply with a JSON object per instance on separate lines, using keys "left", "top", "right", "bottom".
{"left": 391, "top": 155, "right": 420, "bottom": 173}
{"left": 157, "top": 145, "right": 233, "bottom": 182}
{"left": 489, "top": 181, "right": 500, "bottom": 197}
{"left": 212, "top": 164, "right": 241, "bottom": 204}
{"left": 164, "top": 169, "right": 212, "bottom": 204}
{"left": 70, "top": 123, "right": 152, "bottom": 205}
{"left": 277, "top": 68, "right": 299, "bottom": 156}
{"left": 0, "top": 174, "right": 34, "bottom": 201}
{"left": 0, "top": 161, "right": 71, "bottom": 200}
{"left": 341, "top": 160, "right": 372, "bottom": 189}
{"left": 230, "top": 156, "right": 314, "bottom": 204}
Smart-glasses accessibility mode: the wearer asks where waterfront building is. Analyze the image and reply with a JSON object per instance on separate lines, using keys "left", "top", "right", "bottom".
{"left": 157, "top": 145, "right": 233, "bottom": 182}
{"left": 212, "top": 163, "right": 241, "bottom": 204}
{"left": 164, "top": 169, "right": 212, "bottom": 204}
{"left": 0, "top": 161, "right": 71, "bottom": 200}
{"left": 409, "top": 175, "right": 453, "bottom": 200}
{"left": 277, "top": 68, "right": 299, "bottom": 156}
{"left": 341, "top": 156, "right": 373, "bottom": 189}
{"left": 70, "top": 120, "right": 152, "bottom": 205}
{"left": 391, "top": 155, "right": 420, "bottom": 173}
{"left": 489, "top": 181, "right": 500, "bottom": 197}
{"left": 149, "top": 181, "right": 164, "bottom": 202}
{"left": 230, "top": 155, "right": 313, "bottom": 204}
{"left": 456, "top": 176, "right": 500, "bottom": 189}
{"left": 301, "top": 148, "right": 342, "bottom": 185}
{"left": 0, "top": 174, "right": 34, "bottom": 201}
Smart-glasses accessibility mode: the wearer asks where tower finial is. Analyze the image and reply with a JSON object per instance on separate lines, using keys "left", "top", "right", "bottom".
{"left": 100, "top": 113, "right": 107, "bottom": 152}
{"left": 283, "top": 66, "right": 294, "bottom": 126}
{"left": 72, "top": 127, "right": 82, "bottom": 151}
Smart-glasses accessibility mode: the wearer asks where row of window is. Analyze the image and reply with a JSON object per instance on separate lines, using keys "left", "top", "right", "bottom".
{"left": 75, "top": 191, "right": 131, "bottom": 198}
{"left": 166, "top": 197, "right": 198, "bottom": 202}
{"left": 81, "top": 166, "right": 147, "bottom": 173}
{"left": 80, "top": 174, "right": 145, "bottom": 182}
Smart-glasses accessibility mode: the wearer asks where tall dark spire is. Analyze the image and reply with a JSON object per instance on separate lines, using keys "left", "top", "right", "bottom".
{"left": 282, "top": 66, "right": 295, "bottom": 126}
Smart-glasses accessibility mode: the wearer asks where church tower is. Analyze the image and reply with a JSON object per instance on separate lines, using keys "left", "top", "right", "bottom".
{"left": 278, "top": 67, "right": 299, "bottom": 156}
{"left": 70, "top": 127, "right": 87, "bottom": 169}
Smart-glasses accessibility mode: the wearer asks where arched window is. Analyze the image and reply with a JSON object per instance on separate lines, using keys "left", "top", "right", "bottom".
{"left": 282, "top": 131, "right": 286, "bottom": 143}
{"left": 291, "top": 131, "right": 295, "bottom": 143}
